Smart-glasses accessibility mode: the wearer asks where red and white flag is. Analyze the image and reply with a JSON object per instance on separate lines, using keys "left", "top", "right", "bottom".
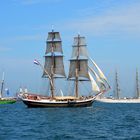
{"left": 34, "top": 59, "right": 39, "bottom": 65}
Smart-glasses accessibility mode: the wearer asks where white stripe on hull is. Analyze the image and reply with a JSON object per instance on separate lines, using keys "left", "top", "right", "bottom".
{"left": 95, "top": 98, "right": 140, "bottom": 103}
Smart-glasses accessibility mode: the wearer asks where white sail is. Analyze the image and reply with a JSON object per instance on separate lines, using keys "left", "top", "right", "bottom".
{"left": 89, "top": 57, "right": 107, "bottom": 80}
{"left": 89, "top": 57, "right": 110, "bottom": 88}
{"left": 89, "top": 66, "right": 107, "bottom": 91}
{"left": 88, "top": 66, "right": 104, "bottom": 84}
{"left": 89, "top": 72, "right": 100, "bottom": 92}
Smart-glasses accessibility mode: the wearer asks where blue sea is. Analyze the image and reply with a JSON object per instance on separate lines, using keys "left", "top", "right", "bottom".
{"left": 0, "top": 101, "right": 140, "bottom": 140}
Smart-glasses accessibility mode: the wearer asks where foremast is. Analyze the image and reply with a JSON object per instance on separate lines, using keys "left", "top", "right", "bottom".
{"left": 42, "top": 30, "right": 66, "bottom": 98}
{"left": 68, "top": 34, "right": 90, "bottom": 98}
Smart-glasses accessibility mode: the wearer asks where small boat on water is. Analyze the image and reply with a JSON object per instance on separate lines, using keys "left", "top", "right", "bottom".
{"left": 19, "top": 29, "right": 110, "bottom": 107}
{"left": 96, "top": 69, "right": 140, "bottom": 103}
{"left": 0, "top": 72, "right": 16, "bottom": 104}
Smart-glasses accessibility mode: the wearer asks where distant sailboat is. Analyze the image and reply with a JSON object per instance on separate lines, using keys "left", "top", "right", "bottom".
{"left": 0, "top": 72, "right": 16, "bottom": 104}
{"left": 19, "top": 30, "right": 110, "bottom": 107}
{"left": 96, "top": 69, "right": 140, "bottom": 103}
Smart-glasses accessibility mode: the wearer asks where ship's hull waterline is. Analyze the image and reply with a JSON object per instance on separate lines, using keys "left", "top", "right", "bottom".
{"left": 23, "top": 100, "right": 94, "bottom": 108}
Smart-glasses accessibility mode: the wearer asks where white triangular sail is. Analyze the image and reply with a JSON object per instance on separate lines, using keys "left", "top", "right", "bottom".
{"left": 89, "top": 66, "right": 106, "bottom": 90}
{"left": 89, "top": 72, "right": 100, "bottom": 92}
{"left": 89, "top": 57, "right": 110, "bottom": 88}
{"left": 88, "top": 66, "right": 104, "bottom": 85}
{"left": 89, "top": 57, "right": 107, "bottom": 80}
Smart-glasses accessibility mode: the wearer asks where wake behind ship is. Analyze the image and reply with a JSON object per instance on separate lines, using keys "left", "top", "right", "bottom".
{"left": 19, "top": 30, "right": 110, "bottom": 107}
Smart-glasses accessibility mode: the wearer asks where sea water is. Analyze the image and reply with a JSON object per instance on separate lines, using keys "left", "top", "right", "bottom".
{"left": 0, "top": 101, "right": 140, "bottom": 140}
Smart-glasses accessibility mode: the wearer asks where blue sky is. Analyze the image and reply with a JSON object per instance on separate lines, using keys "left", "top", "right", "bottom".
{"left": 0, "top": 0, "right": 140, "bottom": 97}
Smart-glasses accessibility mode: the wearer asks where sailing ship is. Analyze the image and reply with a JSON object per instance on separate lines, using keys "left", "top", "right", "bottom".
{"left": 0, "top": 72, "right": 16, "bottom": 104}
{"left": 96, "top": 69, "right": 140, "bottom": 103}
{"left": 19, "top": 30, "right": 110, "bottom": 107}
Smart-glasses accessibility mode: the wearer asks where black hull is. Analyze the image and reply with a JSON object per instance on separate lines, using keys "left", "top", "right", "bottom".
{"left": 23, "top": 99, "right": 94, "bottom": 108}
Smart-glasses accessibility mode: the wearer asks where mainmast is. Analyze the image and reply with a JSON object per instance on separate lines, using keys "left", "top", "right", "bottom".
{"left": 68, "top": 34, "right": 90, "bottom": 98}
{"left": 42, "top": 30, "right": 66, "bottom": 98}
{"left": 136, "top": 69, "right": 140, "bottom": 98}
{"left": 115, "top": 70, "right": 120, "bottom": 99}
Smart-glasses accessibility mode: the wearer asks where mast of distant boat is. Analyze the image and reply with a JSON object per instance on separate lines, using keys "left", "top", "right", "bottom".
{"left": 0, "top": 72, "right": 5, "bottom": 98}
{"left": 115, "top": 70, "right": 120, "bottom": 99}
{"left": 136, "top": 69, "right": 140, "bottom": 98}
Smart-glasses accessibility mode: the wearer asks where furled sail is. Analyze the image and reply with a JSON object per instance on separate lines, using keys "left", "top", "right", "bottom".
{"left": 43, "top": 31, "right": 66, "bottom": 78}
{"left": 68, "top": 35, "right": 90, "bottom": 80}
{"left": 88, "top": 72, "right": 100, "bottom": 92}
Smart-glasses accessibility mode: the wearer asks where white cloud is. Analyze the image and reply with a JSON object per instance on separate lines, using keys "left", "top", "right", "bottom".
{"left": 61, "top": 3, "right": 140, "bottom": 37}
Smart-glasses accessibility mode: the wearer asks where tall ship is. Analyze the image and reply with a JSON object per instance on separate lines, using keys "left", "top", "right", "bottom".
{"left": 19, "top": 30, "right": 110, "bottom": 107}
{"left": 96, "top": 69, "right": 140, "bottom": 103}
{"left": 0, "top": 72, "right": 16, "bottom": 104}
